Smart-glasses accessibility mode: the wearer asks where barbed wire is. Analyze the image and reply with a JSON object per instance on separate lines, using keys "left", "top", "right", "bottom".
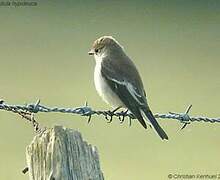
{"left": 0, "top": 99, "right": 220, "bottom": 132}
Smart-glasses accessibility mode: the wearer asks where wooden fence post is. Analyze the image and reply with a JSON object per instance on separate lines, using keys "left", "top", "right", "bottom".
{"left": 25, "top": 125, "right": 104, "bottom": 180}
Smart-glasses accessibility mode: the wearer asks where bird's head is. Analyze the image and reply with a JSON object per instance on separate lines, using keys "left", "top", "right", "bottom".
{"left": 88, "top": 36, "right": 124, "bottom": 60}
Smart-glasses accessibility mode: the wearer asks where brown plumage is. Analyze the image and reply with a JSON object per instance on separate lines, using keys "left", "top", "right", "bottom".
{"left": 89, "top": 36, "right": 168, "bottom": 140}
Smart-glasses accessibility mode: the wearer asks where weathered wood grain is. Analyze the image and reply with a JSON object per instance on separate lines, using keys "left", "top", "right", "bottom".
{"left": 26, "top": 126, "right": 104, "bottom": 180}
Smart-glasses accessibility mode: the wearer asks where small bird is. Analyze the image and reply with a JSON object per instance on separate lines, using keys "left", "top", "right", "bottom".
{"left": 88, "top": 36, "right": 168, "bottom": 140}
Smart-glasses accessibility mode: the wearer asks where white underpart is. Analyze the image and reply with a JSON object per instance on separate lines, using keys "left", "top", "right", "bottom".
{"left": 94, "top": 56, "right": 124, "bottom": 108}
{"left": 94, "top": 53, "right": 144, "bottom": 108}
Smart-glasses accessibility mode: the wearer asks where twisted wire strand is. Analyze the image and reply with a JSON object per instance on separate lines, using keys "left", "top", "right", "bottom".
{"left": 0, "top": 100, "right": 220, "bottom": 130}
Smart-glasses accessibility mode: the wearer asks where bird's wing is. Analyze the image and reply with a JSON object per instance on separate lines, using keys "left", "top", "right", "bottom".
{"left": 101, "top": 57, "right": 168, "bottom": 140}
{"left": 101, "top": 57, "right": 148, "bottom": 128}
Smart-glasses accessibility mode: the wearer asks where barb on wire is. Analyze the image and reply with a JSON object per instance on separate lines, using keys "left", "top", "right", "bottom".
{"left": 0, "top": 99, "right": 220, "bottom": 131}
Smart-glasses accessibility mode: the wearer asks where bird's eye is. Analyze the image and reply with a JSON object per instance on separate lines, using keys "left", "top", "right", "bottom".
{"left": 95, "top": 49, "right": 99, "bottom": 53}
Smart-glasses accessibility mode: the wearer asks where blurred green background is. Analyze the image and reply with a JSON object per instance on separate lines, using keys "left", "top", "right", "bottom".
{"left": 0, "top": 0, "right": 220, "bottom": 179}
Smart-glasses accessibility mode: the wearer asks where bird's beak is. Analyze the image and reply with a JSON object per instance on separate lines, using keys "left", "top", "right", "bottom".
{"left": 88, "top": 49, "right": 94, "bottom": 55}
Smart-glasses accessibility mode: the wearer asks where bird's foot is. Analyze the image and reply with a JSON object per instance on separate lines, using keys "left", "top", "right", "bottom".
{"left": 119, "top": 109, "right": 129, "bottom": 124}
{"left": 105, "top": 106, "right": 122, "bottom": 123}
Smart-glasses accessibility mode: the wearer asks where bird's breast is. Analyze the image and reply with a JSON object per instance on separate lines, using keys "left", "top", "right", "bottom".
{"left": 94, "top": 62, "right": 124, "bottom": 108}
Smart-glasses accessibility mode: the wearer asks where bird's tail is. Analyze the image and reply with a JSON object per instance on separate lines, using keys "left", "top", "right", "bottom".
{"left": 141, "top": 108, "right": 168, "bottom": 140}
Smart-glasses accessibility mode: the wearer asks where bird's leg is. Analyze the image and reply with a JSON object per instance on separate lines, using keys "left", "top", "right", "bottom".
{"left": 112, "top": 106, "right": 122, "bottom": 113}
{"left": 106, "top": 106, "right": 122, "bottom": 123}
{"left": 119, "top": 109, "right": 129, "bottom": 124}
